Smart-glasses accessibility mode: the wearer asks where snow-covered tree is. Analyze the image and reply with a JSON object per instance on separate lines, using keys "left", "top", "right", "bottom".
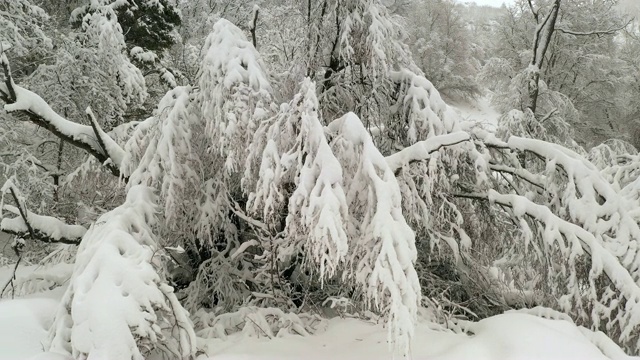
{"left": 3, "top": 1, "right": 640, "bottom": 358}
{"left": 405, "top": 0, "right": 482, "bottom": 101}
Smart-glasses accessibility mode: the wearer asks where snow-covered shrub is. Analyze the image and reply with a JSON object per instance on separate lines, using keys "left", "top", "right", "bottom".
{"left": 197, "top": 18, "right": 273, "bottom": 173}
{"left": 589, "top": 139, "right": 640, "bottom": 191}
{"left": 245, "top": 78, "right": 349, "bottom": 283}
{"left": 389, "top": 69, "right": 461, "bottom": 146}
{"left": 47, "top": 186, "right": 195, "bottom": 360}
{"left": 328, "top": 112, "right": 421, "bottom": 353}
{"left": 123, "top": 86, "right": 198, "bottom": 224}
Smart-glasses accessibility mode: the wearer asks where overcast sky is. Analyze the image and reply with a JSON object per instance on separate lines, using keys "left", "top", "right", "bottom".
{"left": 458, "top": 0, "right": 639, "bottom": 13}
{"left": 459, "top": 0, "right": 514, "bottom": 7}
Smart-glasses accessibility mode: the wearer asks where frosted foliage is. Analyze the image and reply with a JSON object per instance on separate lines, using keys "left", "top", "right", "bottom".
{"left": 589, "top": 140, "right": 638, "bottom": 169}
{"left": 488, "top": 190, "right": 640, "bottom": 352}
{"left": 0, "top": 0, "right": 52, "bottom": 56}
{"left": 390, "top": 69, "right": 461, "bottom": 144}
{"left": 197, "top": 19, "right": 272, "bottom": 173}
{"left": 47, "top": 186, "right": 196, "bottom": 360}
{"left": 507, "top": 137, "right": 640, "bottom": 277}
{"left": 79, "top": 6, "right": 147, "bottom": 112}
{"left": 244, "top": 78, "right": 349, "bottom": 281}
{"left": 497, "top": 108, "right": 580, "bottom": 151}
{"left": 70, "top": 0, "right": 163, "bottom": 21}
{"left": 487, "top": 136, "right": 640, "bottom": 350}
{"left": 339, "top": 0, "right": 407, "bottom": 79}
{"left": 589, "top": 140, "right": 640, "bottom": 191}
{"left": 272, "top": 79, "right": 349, "bottom": 279}
{"left": 123, "top": 87, "right": 198, "bottom": 223}
{"left": 328, "top": 112, "right": 420, "bottom": 354}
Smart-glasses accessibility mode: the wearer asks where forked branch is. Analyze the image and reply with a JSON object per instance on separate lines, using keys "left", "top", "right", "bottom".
{"left": 0, "top": 46, "right": 124, "bottom": 178}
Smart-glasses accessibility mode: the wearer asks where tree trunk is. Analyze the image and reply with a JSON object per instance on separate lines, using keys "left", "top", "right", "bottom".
{"left": 527, "top": 0, "right": 561, "bottom": 114}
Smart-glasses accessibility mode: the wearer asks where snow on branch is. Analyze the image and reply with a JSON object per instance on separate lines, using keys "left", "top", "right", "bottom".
{"left": 0, "top": 49, "right": 124, "bottom": 177}
{"left": 328, "top": 112, "right": 420, "bottom": 355}
{"left": 86, "top": 106, "right": 125, "bottom": 169}
{"left": 458, "top": 190, "right": 640, "bottom": 350}
{"left": 385, "top": 131, "right": 470, "bottom": 173}
{"left": 390, "top": 69, "right": 461, "bottom": 143}
{"left": 283, "top": 79, "right": 349, "bottom": 281}
{"left": 555, "top": 19, "right": 631, "bottom": 37}
{"left": 48, "top": 186, "right": 196, "bottom": 360}
{"left": 122, "top": 86, "right": 199, "bottom": 223}
{"left": 243, "top": 78, "right": 350, "bottom": 284}
{"left": 506, "top": 136, "right": 640, "bottom": 281}
{"left": 0, "top": 179, "right": 86, "bottom": 244}
{"left": 197, "top": 18, "right": 273, "bottom": 173}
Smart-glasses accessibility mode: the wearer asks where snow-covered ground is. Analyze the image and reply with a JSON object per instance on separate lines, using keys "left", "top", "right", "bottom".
{"left": 0, "top": 264, "right": 635, "bottom": 360}
{"left": 451, "top": 96, "right": 501, "bottom": 131}
{"left": 199, "top": 313, "right": 628, "bottom": 360}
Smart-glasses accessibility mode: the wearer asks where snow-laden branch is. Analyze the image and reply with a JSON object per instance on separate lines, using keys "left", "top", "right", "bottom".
{"left": 86, "top": 107, "right": 125, "bottom": 169}
{"left": 122, "top": 86, "right": 198, "bottom": 223}
{"left": 1, "top": 205, "right": 86, "bottom": 245}
{"left": 389, "top": 69, "right": 461, "bottom": 142}
{"left": 385, "top": 131, "right": 470, "bottom": 173}
{"left": 0, "top": 49, "right": 124, "bottom": 178}
{"left": 287, "top": 80, "right": 349, "bottom": 281}
{"left": 245, "top": 78, "right": 351, "bottom": 280}
{"left": 0, "top": 180, "right": 85, "bottom": 244}
{"left": 488, "top": 163, "right": 545, "bottom": 189}
{"left": 456, "top": 190, "right": 640, "bottom": 348}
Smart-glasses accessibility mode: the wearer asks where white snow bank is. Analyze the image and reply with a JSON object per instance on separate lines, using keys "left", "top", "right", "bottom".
{"left": 199, "top": 313, "right": 636, "bottom": 360}
{"left": 0, "top": 288, "right": 64, "bottom": 360}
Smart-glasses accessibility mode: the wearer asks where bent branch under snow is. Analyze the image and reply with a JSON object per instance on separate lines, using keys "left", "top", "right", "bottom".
{"left": 385, "top": 131, "right": 470, "bottom": 174}
{"left": 1, "top": 181, "right": 85, "bottom": 245}
{"left": 0, "top": 51, "right": 124, "bottom": 178}
{"left": 455, "top": 190, "right": 640, "bottom": 343}
{"left": 1, "top": 208, "right": 86, "bottom": 245}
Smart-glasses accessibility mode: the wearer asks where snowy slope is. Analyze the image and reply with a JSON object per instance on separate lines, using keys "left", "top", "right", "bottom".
{"left": 450, "top": 96, "right": 501, "bottom": 131}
